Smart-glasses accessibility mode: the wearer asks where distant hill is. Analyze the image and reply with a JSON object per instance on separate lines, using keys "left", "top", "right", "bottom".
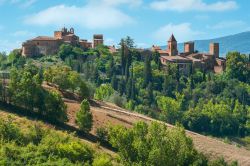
{"left": 161, "top": 31, "right": 250, "bottom": 57}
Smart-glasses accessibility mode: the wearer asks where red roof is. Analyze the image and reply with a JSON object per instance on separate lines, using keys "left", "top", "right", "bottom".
{"left": 32, "top": 36, "right": 58, "bottom": 41}
{"left": 161, "top": 55, "right": 192, "bottom": 63}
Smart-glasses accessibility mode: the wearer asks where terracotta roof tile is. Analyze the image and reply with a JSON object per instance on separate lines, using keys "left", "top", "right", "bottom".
{"left": 32, "top": 36, "right": 58, "bottom": 41}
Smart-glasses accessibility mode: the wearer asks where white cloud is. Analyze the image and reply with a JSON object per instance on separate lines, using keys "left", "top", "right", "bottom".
{"left": 11, "top": 30, "right": 35, "bottom": 37}
{"left": 100, "top": 0, "right": 143, "bottom": 7}
{"left": 21, "top": 0, "right": 37, "bottom": 8}
{"left": 0, "top": 0, "right": 37, "bottom": 7}
{"left": 207, "top": 20, "right": 246, "bottom": 30}
{"left": 136, "top": 42, "right": 150, "bottom": 48}
{"left": 150, "top": 0, "right": 238, "bottom": 12}
{"left": 105, "top": 38, "right": 116, "bottom": 46}
{"left": 24, "top": 3, "right": 134, "bottom": 29}
{"left": 153, "top": 23, "right": 204, "bottom": 42}
{"left": 0, "top": 40, "right": 22, "bottom": 53}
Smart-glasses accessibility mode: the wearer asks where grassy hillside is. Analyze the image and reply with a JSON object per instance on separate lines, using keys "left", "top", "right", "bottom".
{"left": 0, "top": 109, "right": 117, "bottom": 166}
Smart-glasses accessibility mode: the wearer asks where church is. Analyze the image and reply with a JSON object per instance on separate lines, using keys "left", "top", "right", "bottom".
{"left": 22, "top": 27, "right": 104, "bottom": 57}
{"left": 152, "top": 34, "right": 226, "bottom": 74}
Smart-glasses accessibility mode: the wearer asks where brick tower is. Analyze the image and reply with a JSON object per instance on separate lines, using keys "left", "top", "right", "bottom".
{"left": 168, "top": 34, "right": 178, "bottom": 56}
{"left": 210, "top": 43, "right": 219, "bottom": 58}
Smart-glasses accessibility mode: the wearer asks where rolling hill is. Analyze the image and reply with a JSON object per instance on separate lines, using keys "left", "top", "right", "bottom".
{"left": 161, "top": 31, "right": 250, "bottom": 57}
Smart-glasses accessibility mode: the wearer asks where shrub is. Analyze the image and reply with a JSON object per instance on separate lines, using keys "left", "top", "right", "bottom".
{"left": 93, "top": 154, "right": 112, "bottom": 166}
{"left": 44, "top": 90, "right": 68, "bottom": 122}
{"left": 96, "top": 127, "right": 108, "bottom": 141}
{"left": 0, "top": 116, "right": 23, "bottom": 143}
{"left": 76, "top": 100, "right": 93, "bottom": 132}
{"left": 94, "top": 84, "right": 114, "bottom": 101}
{"left": 106, "top": 92, "right": 127, "bottom": 107}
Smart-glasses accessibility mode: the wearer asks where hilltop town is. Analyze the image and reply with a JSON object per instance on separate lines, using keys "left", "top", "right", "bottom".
{"left": 22, "top": 27, "right": 103, "bottom": 57}
{"left": 21, "top": 27, "right": 226, "bottom": 74}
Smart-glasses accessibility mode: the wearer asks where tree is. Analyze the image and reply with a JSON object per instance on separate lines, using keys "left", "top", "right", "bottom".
{"left": 157, "top": 96, "right": 182, "bottom": 124}
{"left": 118, "top": 78, "right": 126, "bottom": 95}
{"left": 8, "top": 49, "right": 21, "bottom": 64}
{"left": 146, "top": 82, "right": 154, "bottom": 105}
{"left": 152, "top": 51, "right": 161, "bottom": 70}
{"left": 94, "top": 84, "right": 114, "bottom": 101}
{"left": 44, "top": 90, "right": 68, "bottom": 122}
{"left": 119, "top": 39, "right": 126, "bottom": 75}
{"left": 108, "top": 122, "right": 207, "bottom": 166}
{"left": 79, "top": 81, "right": 90, "bottom": 99}
{"left": 76, "top": 99, "right": 93, "bottom": 132}
{"left": 143, "top": 54, "right": 152, "bottom": 87}
{"left": 111, "top": 74, "right": 118, "bottom": 90}
{"left": 226, "top": 52, "right": 250, "bottom": 83}
{"left": 68, "top": 71, "right": 81, "bottom": 92}
{"left": 107, "top": 57, "right": 114, "bottom": 78}
{"left": 58, "top": 44, "right": 73, "bottom": 60}
{"left": 9, "top": 65, "right": 43, "bottom": 111}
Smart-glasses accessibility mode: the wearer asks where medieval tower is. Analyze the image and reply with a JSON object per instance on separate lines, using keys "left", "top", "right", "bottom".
{"left": 168, "top": 34, "right": 178, "bottom": 56}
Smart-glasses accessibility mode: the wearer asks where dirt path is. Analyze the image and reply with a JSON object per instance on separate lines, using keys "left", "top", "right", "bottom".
{"left": 65, "top": 99, "right": 250, "bottom": 166}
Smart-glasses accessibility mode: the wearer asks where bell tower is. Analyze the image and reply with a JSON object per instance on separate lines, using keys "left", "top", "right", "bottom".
{"left": 168, "top": 34, "right": 178, "bottom": 56}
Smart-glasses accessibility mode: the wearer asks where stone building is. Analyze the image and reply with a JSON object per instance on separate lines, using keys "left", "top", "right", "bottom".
{"left": 22, "top": 27, "right": 104, "bottom": 57}
{"left": 93, "top": 34, "right": 104, "bottom": 48}
{"left": 152, "top": 34, "right": 226, "bottom": 74}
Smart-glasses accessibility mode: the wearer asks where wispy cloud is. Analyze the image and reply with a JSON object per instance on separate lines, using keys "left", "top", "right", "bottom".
{"left": 207, "top": 20, "right": 246, "bottom": 30}
{"left": 24, "top": 2, "right": 135, "bottom": 29}
{"left": 150, "top": 0, "right": 238, "bottom": 12}
{"left": 11, "top": 30, "right": 35, "bottom": 37}
{"left": 153, "top": 23, "right": 204, "bottom": 42}
{"left": 0, "top": 40, "right": 22, "bottom": 53}
{"left": 99, "top": 0, "right": 143, "bottom": 7}
{"left": 0, "top": 0, "right": 37, "bottom": 7}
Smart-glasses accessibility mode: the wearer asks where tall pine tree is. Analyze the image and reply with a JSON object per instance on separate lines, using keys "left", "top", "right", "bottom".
{"left": 143, "top": 52, "right": 152, "bottom": 88}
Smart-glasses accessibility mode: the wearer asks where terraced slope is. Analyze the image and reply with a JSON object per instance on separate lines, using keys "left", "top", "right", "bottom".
{"left": 68, "top": 100, "right": 250, "bottom": 165}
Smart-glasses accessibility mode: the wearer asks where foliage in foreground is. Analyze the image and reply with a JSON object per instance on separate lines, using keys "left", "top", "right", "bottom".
{"left": 0, "top": 116, "right": 113, "bottom": 166}
{"left": 108, "top": 121, "right": 238, "bottom": 166}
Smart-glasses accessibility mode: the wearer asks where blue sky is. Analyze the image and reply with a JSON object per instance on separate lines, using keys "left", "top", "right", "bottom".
{"left": 0, "top": 0, "right": 250, "bottom": 52}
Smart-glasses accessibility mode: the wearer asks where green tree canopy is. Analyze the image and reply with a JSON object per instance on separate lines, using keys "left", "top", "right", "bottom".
{"left": 76, "top": 99, "right": 93, "bottom": 132}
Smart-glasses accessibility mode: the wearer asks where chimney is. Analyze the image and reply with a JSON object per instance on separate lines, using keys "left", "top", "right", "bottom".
{"left": 210, "top": 43, "right": 219, "bottom": 58}
{"left": 184, "top": 42, "right": 194, "bottom": 54}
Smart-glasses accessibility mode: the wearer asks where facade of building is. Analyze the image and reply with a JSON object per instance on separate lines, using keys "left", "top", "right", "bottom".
{"left": 152, "top": 34, "right": 226, "bottom": 74}
{"left": 93, "top": 34, "right": 104, "bottom": 48}
{"left": 22, "top": 27, "right": 104, "bottom": 57}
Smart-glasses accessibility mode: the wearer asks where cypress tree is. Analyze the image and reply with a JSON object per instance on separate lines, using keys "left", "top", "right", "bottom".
{"left": 130, "top": 65, "right": 135, "bottom": 100}
{"left": 111, "top": 74, "right": 118, "bottom": 90}
{"left": 120, "top": 39, "right": 126, "bottom": 75}
{"left": 126, "top": 77, "right": 132, "bottom": 99}
{"left": 107, "top": 57, "right": 114, "bottom": 78}
{"left": 143, "top": 54, "right": 152, "bottom": 87}
{"left": 147, "top": 82, "right": 154, "bottom": 105}
{"left": 118, "top": 77, "right": 125, "bottom": 95}
{"left": 125, "top": 62, "right": 130, "bottom": 82}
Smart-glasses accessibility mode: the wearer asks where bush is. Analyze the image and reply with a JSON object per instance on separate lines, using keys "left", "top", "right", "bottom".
{"left": 94, "top": 84, "right": 114, "bottom": 101}
{"left": 96, "top": 127, "right": 108, "bottom": 141}
{"left": 76, "top": 99, "right": 93, "bottom": 132}
{"left": 108, "top": 121, "right": 206, "bottom": 166}
{"left": 0, "top": 116, "right": 23, "bottom": 143}
{"left": 0, "top": 117, "right": 100, "bottom": 165}
{"left": 44, "top": 90, "right": 68, "bottom": 122}
{"left": 93, "top": 154, "right": 112, "bottom": 166}
{"left": 106, "top": 92, "right": 127, "bottom": 107}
